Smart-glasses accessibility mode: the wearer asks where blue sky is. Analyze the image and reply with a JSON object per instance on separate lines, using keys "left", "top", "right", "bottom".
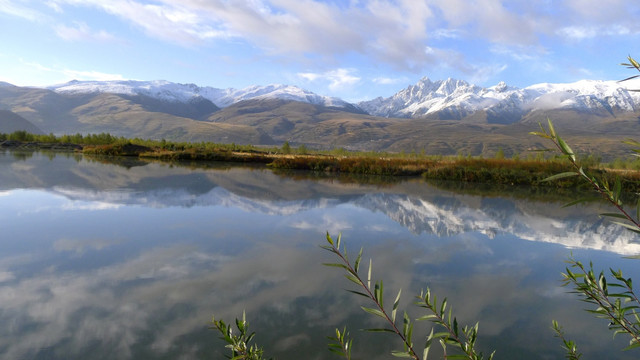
{"left": 1, "top": 0, "right": 639, "bottom": 101}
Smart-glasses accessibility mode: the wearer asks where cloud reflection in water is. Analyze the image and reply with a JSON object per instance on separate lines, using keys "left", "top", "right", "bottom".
{"left": 0, "top": 152, "right": 638, "bottom": 359}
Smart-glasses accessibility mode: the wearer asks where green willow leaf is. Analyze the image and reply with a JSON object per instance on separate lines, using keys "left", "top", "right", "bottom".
{"left": 611, "top": 221, "right": 640, "bottom": 234}
{"left": 415, "top": 314, "right": 438, "bottom": 321}
{"left": 423, "top": 328, "right": 434, "bottom": 360}
{"left": 453, "top": 317, "right": 459, "bottom": 338}
{"left": 354, "top": 247, "right": 363, "bottom": 274}
{"left": 392, "top": 289, "right": 402, "bottom": 323}
{"left": 345, "top": 274, "right": 363, "bottom": 286}
{"left": 361, "top": 306, "right": 386, "bottom": 319}
{"left": 346, "top": 289, "right": 370, "bottom": 298}
{"left": 541, "top": 172, "right": 580, "bottom": 182}
{"left": 323, "top": 262, "right": 349, "bottom": 269}
{"left": 429, "top": 331, "right": 453, "bottom": 339}
{"left": 406, "top": 321, "right": 414, "bottom": 349}
{"left": 367, "top": 258, "right": 372, "bottom": 290}
{"left": 557, "top": 136, "right": 576, "bottom": 161}
{"left": 440, "top": 298, "right": 447, "bottom": 317}
{"left": 620, "top": 75, "right": 640, "bottom": 82}
{"left": 444, "top": 354, "right": 470, "bottom": 359}
{"left": 613, "top": 178, "right": 622, "bottom": 203}
{"left": 390, "top": 351, "right": 414, "bottom": 358}
{"left": 624, "top": 341, "right": 640, "bottom": 351}
{"left": 529, "top": 131, "right": 552, "bottom": 139}
{"left": 364, "top": 328, "right": 396, "bottom": 333}
{"left": 325, "top": 232, "right": 334, "bottom": 246}
{"left": 562, "top": 197, "right": 597, "bottom": 208}
{"left": 623, "top": 138, "right": 640, "bottom": 146}
{"left": 374, "top": 281, "right": 384, "bottom": 308}
{"left": 547, "top": 118, "right": 557, "bottom": 138}
{"left": 600, "top": 213, "right": 631, "bottom": 220}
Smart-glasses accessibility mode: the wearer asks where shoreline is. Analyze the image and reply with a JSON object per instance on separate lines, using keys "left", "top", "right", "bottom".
{"left": 2, "top": 139, "right": 639, "bottom": 192}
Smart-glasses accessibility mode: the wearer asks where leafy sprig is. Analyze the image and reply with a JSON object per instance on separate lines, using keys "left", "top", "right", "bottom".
{"left": 327, "top": 327, "right": 354, "bottom": 360}
{"left": 532, "top": 114, "right": 640, "bottom": 357}
{"left": 561, "top": 256, "right": 640, "bottom": 351}
{"left": 211, "top": 311, "right": 272, "bottom": 360}
{"left": 552, "top": 320, "right": 582, "bottom": 360}
{"left": 530, "top": 118, "right": 640, "bottom": 233}
{"left": 321, "top": 232, "right": 419, "bottom": 359}
{"left": 322, "top": 232, "right": 494, "bottom": 359}
{"left": 415, "top": 289, "right": 494, "bottom": 360}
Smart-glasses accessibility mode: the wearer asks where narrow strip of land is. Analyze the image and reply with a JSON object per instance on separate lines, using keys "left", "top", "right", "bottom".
{"left": 3, "top": 137, "right": 639, "bottom": 193}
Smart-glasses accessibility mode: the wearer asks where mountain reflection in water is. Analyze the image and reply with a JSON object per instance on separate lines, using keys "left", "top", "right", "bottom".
{"left": 0, "top": 151, "right": 638, "bottom": 359}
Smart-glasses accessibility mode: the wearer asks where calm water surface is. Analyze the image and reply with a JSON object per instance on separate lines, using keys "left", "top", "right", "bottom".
{"left": 1, "top": 151, "right": 639, "bottom": 359}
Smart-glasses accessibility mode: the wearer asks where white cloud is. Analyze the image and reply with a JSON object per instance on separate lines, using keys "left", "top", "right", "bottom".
{"left": 432, "top": 28, "right": 463, "bottom": 39}
{"left": 289, "top": 213, "right": 352, "bottom": 234}
{"left": 490, "top": 44, "right": 548, "bottom": 61}
{"left": 326, "top": 69, "right": 360, "bottom": 89}
{"left": 53, "top": 237, "right": 117, "bottom": 254}
{"left": 52, "top": 0, "right": 232, "bottom": 45}
{"left": 0, "top": 271, "right": 14, "bottom": 283}
{"left": 45, "top": 1, "right": 63, "bottom": 13}
{"left": 297, "top": 68, "right": 361, "bottom": 90}
{"left": 372, "top": 76, "right": 408, "bottom": 85}
{"left": 558, "top": 26, "right": 598, "bottom": 40}
{"left": 564, "top": 0, "right": 632, "bottom": 24}
{"left": 428, "top": 0, "right": 538, "bottom": 45}
{"left": 297, "top": 73, "right": 320, "bottom": 82}
{"left": 54, "top": 22, "right": 116, "bottom": 42}
{"left": 0, "top": 243, "right": 347, "bottom": 359}
{"left": 558, "top": 25, "right": 635, "bottom": 40}
{"left": 61, "top": 201, "right": 122, "bottom": 211}
{"left": 0, "top": 0, "right": 44, "bottom": 21}
{"left": 35, "top": 0, "right": 640, "bottom": 78}
{"left": 46, "top": 0, "right": 432, "bottom": 71}
{"left": 468, "top": 64, "right": 508, "bottom": 84}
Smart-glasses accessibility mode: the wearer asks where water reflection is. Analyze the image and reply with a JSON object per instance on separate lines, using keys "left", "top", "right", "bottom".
{"left": 3, "top": 151, "right": 637, "bottom": 254}
{"left": 0, "top": 151, "right": 639, "bottom": 359}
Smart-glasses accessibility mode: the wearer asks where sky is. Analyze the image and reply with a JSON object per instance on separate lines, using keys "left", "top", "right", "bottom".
{"left": 0, "top": 0, "right": 639, "bottom": 102}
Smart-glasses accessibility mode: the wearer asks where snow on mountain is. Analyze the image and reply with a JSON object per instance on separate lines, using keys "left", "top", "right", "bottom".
{"left": 46, "top": 80, "right": 354, "bottom": 109}
{"left": 47, "top": 80, "right": 199, "bottom": 102}
{"left": 52, "top": 184, "right": 640, "bottom": 255}
{"left": 358, "top": 77, "right": 640, "bottom": 120}
{"left": 205, "top": 84, "right": 352, "bottom": 108}
{"left": 351, "top": 192, "right": 640, "bottom": 255}
{"left": 45, "top": 77, "right": 640, "bottom": 121}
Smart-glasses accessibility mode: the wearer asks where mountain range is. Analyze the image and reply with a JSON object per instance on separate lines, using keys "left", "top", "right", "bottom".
{"left": 359, "top": 78, "right": 640, "bottom": 121}
{"left": 1, "top": 77, "right": 639, "bottom": 158}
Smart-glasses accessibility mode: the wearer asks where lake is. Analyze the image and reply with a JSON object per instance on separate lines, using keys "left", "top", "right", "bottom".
{"left": 0, "top": 151, "right": 639, "bottom": 359}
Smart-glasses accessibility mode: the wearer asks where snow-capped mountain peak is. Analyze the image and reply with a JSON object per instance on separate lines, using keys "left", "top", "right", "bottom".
{"left": 46, "top": 80, "right": 354, "bottom": 109}
{"left": 209, "top": 83, "right": 351, "bottom": 108}
{"left": 358, "top": 77, "right": 640, "bottom": 121}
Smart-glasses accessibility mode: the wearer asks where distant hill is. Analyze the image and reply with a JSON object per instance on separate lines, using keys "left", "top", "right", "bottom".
{"left": 0, "top": 110, "right": 43, "bottom": 134}
{"left": 0, "top": 78, "right": 638, "bottom": 159}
